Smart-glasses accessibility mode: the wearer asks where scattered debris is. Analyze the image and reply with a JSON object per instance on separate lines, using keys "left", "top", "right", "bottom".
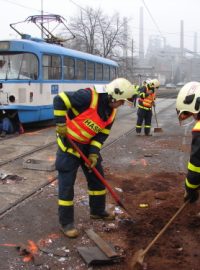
{"left": 77, "top": 229, "right": 122, "bottom": 266}
{"left": 16, "top": 240, "right": 39, "bottom": 263}
{"left": 102, "top": 223, "right": 117, "bottom": 232}
{"left": 115, "top": 187, "right": 123, "bottom": 192}
{"left": 77, "top": 246, "right": 121, "bottom": 266}
{"left": 23, "top": 158, "right": 55, "bottom": 171}
{"left": 38, "top": 246, "right": 70, "bottom": 257}
{"left": 139, "top": 204, "right": 149, "bottom": 208}
{"left": 0, "top": 173, "right": 24, "bottom": 184}
{"left": 114, "top": 206, "right": 124, "bottom": 215}
{"left": 144, "top": 154, "right": 152, "bottom": 157}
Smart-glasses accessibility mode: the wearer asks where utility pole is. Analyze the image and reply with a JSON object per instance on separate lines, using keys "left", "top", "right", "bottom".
{"left": 123, "top": 17, "right": 128, "bottom": 70}
{"left": 139, "top": 7, "right": 144, "bottom": 61}
{"left": 180, "top": 20, "right": 184, "bottom": 82}
{"left": 131, "top": 39, "right": 134, "bottom": 77}
{"left": 41, "top": 0, "right": 44, "bottom": 38}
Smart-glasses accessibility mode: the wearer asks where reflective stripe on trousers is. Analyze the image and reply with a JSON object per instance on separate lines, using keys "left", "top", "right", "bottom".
{"left": 136, "top": 107, "right": 152, "bottom": 135}
{"left": 55, "top": 147, "right": 106, "bottom": 226}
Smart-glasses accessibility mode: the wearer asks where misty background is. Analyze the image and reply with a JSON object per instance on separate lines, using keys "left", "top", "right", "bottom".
{"left": 0, "top": 0, "right": 199, "bottom": 85}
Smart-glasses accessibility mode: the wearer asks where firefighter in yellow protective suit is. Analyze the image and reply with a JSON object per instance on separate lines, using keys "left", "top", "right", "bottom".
{"left": 176, "top": 81, "right": 200, "bottom": 203}
{"left": 136, "top": 79, "right": 160, "bottom": 136}
{"left": 53, "top": 78, "right": 133, "bottom": 238}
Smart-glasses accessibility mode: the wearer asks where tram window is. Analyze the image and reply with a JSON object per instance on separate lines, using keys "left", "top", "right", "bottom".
{"left": 76, "top": 59, "right": 86, "bottom": 80}
{"left": 63, "top": 57, "right": 75, "bottom": 80}
{"left": 103, "top": 65, "right": 110, "bottom": 81}
{"left": 0, "top": 53, "right": 38, "bottom": 80}
{"left": 20, "top": 53, "right": 39, "bottom": 80}
{"left": 110, "top": 66, "right": 116, "bottom": 80}
{"left": 96, "top": 63, "right": 103, "bottom": 81}
{"left": 87, "top": 61, "right": 95, "bottom": 80}
{"left": 42, "top": 54, "right": 61, "bottom": 80}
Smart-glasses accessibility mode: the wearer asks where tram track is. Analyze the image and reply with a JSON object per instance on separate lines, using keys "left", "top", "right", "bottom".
{"left": 0, "top": 141, "right": 55, "bottom": 167}
{"left": 0, "top": 125, "right": 139, "bottom": 218}
{"left": 0, "top": 96, "right": 176, "bottom": 218}
{"left": 0, "top": 95, "right": 176, "bottom": 168}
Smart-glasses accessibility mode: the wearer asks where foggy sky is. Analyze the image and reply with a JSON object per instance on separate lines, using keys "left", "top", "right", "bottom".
{"left": 0, "top": 0, "right": 199, "bottom": 53}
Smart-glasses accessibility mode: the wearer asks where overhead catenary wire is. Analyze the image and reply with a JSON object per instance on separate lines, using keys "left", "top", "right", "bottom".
{"left": 141, "top": 0, "right": 165, "bottom": 42}
{"left": 0, "top": 0, "right": 41, "bottom": 13}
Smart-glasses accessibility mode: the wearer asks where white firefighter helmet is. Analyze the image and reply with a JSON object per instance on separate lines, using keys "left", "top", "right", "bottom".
{"left": 104, "top": 78, "right": 133, "bottom": 101}
{"left": 147, "top": 79, "right": 160, "bottom": 88}
{"left": 176, "top": 81, "right": 200, "bottom": 121}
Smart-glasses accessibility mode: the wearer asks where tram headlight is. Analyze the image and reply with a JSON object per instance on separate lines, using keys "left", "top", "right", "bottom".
{"left": 0, "top": 41, "right": 10, "bottom": 50}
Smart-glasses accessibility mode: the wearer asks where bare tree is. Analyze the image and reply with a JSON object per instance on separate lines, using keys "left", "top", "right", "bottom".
{"left": 67, "top": 7, "right": 132, "bottom": 58}
{"left": 96, "top": 13, "right": 126, "bottom": 58}
{"left": 64, "top": 6, "right": 137, "bottom": 81}
{"left": 68, "top": 7, "right": 100, "bottom": 54}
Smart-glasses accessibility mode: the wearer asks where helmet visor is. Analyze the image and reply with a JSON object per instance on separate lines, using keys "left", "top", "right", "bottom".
{"left": 178, "top": 111, "right": 193, "bottom": 121}
{"left": 179, "top": 116, "right": 195, "bottom": 127}
{"left": 176, "top": 109, "right": 194, "bottom": 126}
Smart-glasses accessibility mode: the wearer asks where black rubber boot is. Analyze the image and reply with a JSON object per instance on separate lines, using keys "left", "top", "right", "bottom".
{"left": 90, "top": 210, "right": 115, "bottom": 220}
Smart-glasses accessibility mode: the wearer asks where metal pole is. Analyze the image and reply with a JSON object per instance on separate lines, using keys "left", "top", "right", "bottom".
{"left": 41, "top": 0, "right": 44, "bottom": 38}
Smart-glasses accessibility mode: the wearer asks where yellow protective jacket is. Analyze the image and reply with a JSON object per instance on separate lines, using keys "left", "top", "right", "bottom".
{"left": 53, "top": 88, "right": 116, "bottom": 157}
{"left": 66, "top": 88, "right": 116, "bottom": 144}
{"left": 138, "top": 86, "right": 156, "bottom": 110}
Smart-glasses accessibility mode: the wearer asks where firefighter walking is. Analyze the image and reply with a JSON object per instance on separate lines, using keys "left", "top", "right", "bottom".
{"left": 136, "top": 79, "right": 160, "bottom": 136}
{"left": 53, "top": 78, "right": 133, "bottom": 238}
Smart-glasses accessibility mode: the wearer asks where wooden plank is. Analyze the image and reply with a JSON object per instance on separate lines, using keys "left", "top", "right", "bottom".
{"left": 85, "top": 229, "right": 118, "bottom": 258}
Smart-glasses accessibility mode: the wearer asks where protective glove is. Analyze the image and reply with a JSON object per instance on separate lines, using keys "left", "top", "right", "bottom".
{"left": 56, "top": 123, "right": 67, "bottom": 137}
{"left": 86, "top": 154, "right": 98, "bottom": 169}
{"left": 184, "top": 188, "right": 199, "bottom": 203}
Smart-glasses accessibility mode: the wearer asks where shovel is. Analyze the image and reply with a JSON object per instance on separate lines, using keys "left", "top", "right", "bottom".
{"left": 67, "top": 136, "right": 133, "bottom": 218}
{"left": 153, "top": 106, "right": 163, "bottom": 132}
{"left": 130, "top": 200, "right": 189, "bottom": 269}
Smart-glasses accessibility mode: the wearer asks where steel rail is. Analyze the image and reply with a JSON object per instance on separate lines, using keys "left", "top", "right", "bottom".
{"left": 0, "top": 99, "right": 176, "bottom": 218}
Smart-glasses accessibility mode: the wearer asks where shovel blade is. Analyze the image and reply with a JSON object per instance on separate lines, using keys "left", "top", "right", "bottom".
{"left": 130, "top": 249, "right": 145, "bottom": 269}
{"left": 154, "top": 127, "right": 163, "bottom": 133}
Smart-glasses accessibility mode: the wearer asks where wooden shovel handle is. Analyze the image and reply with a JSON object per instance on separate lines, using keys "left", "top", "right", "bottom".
{"left": 153, "top": 106, "right": 159, "bottom": 127}
{"left": 143, "top": 200, "right": 189, "bottom": 255}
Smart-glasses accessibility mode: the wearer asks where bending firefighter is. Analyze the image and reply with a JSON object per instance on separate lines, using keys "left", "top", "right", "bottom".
{"left": 136, "top": 79, "right": 160, "bottom": 135}
{"left": 176, "top": 81, "right": 200, "bottom": 203}
{"left": 53, "top": 78, "right": 133, "bottom": 238}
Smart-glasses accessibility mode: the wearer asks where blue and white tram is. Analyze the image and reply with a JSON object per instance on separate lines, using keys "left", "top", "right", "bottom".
{"left": 0, "top": 35, "right": 118, "bottom": 123}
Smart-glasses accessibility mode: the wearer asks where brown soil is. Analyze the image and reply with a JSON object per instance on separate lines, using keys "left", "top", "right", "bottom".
{"left": 0, "top": 130, "right": 199, "bottom": 270}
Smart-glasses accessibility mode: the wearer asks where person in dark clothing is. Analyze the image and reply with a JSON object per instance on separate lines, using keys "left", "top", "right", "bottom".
{"left": 0, "top": 110, "right": 24, "bottom": 137}
{"left": 176, "top": 81, "right": 200, "bottom": 203}
{"left": 136, "top": 79, "right": 160, "bottom": 136}
{"left": 53, "top": 78, "right": 133, "bottom": 238}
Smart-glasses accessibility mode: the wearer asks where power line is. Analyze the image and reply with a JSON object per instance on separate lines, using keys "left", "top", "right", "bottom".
{"left": 141, "top": 0, "right": 165, "bottom": 41}
{"left": 0, "top": 0, "right": 40, "bottom": 12}
{"left": 68, "top": 0, "right": 88, "bottom": 13}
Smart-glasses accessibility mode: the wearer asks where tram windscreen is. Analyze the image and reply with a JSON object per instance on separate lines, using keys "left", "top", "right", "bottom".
{"left": 0, "top": 53, "right": 38, "bottom": 80}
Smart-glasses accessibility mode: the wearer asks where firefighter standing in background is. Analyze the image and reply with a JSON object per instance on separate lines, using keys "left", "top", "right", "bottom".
{"left": 176, "top": 81, "right": 200, "bottom": 203}
{"left": 136, "top": 79, "right": 160, "bottom": 136}
{"left": 53, "top": 78, "right": 133, "bottom": 238}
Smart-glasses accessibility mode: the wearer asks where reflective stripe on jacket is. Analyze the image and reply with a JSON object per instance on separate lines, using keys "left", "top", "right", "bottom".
{"left": 139, "top": 93, "right": 155, "bottom": 108}
{"left": 66, "top": 88, "right": 116, "bottom": 144}
{"left": 138, "top": 87, "right": 156, "bottom": 108}
{"left": 192, "top": 121, "right": 200, "bottom": 132}
{"left": 185, "top": 120, "right": 200, "bottom": 190}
